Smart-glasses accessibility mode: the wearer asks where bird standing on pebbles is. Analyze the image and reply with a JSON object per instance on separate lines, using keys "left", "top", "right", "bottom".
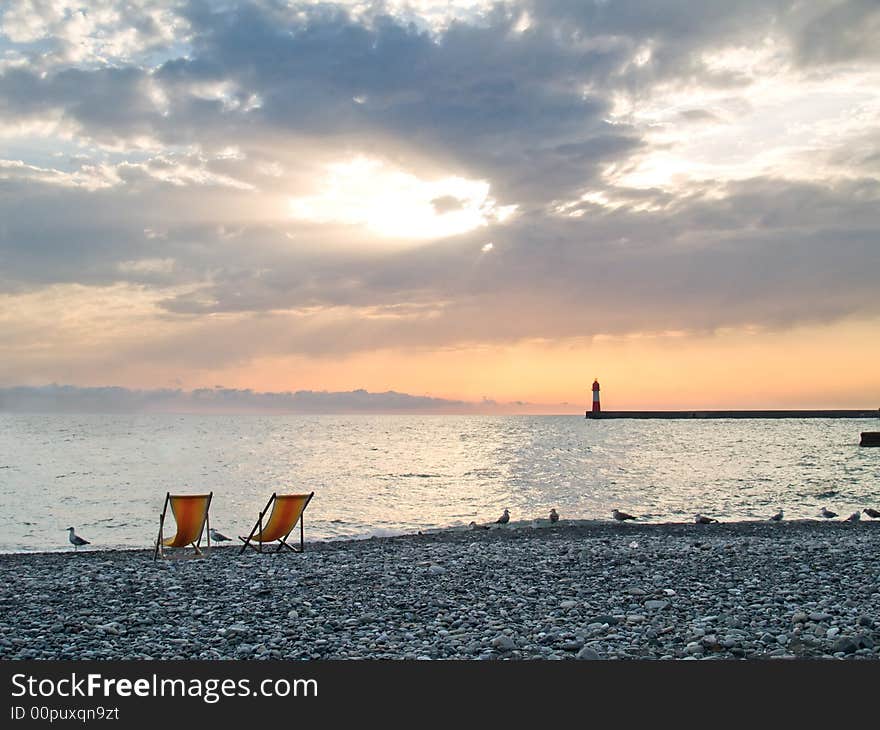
{"left": 612, "top": 509, "right": 637, "bottom": 522}
{"left": 694, "top": 514, "right": 719, "bottom": 524}
{"left": 863, "top": 508, "right": 880, "bottom": 519}
{"left": 549, "top": 508, "right": 559, "bottom": 523}
{"left": 769, "top": 509, "right": 784, "bottom": 522}
{"left": 820, "top": 507, "right": 837, "bottom": 519}
{"left": 495, "top": 508, "right": 510, "bottom": 525}
{"left": 844, "top": 511, "right": 861, "bottom": 522}
{"left": 66, "top": 527, "right": 90, "bottom": 551}
{"left": 209, "top": 528, "right": 231, "bottom": 542}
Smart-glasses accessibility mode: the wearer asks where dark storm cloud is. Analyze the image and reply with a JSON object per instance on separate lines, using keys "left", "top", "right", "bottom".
{"left": 161, "top": 0, "right": 642, "bottom": 205}
{"left": 0, "top": 65, "right": 162, "bottom": 144}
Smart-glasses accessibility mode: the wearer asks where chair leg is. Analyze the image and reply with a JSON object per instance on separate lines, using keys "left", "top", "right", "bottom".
{"left": 276, "top": 537, "right": 302, "bottom": 553}
{"left": 238, "top": 537, "right": 261, "bottom": 553}
{"left": 239, "top": 516, "right": 262, "bottom": 555}
{"left": 154, "top": 513, "right": 165, "bottom": 560}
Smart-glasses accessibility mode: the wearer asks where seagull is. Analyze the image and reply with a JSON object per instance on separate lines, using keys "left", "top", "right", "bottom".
{"left": 66, "top": 527, "right": 90, "bottom": 551}
{"left": 209, "top": 528, "right": 231, "bottom": 542}
{"left": 863, "top": 508, "right": 880, "bottom": 519}
{"left": 844, "top": 511, "right": 861, "bottom": 522}
{"left": 694, "top": 514, "right": 719, "bottom": 524}
{"left": 769, "top": 509, "right": 784, "bottom": 522}
{"left": 469, "top": 521, "right": 489, "bottom": 531}
{"left": 820, "top": 507, "right": 838, "bottom": 519}
{"left": 612, "top": 509, "right": 637, "bottom": 522}
{"left": 495, "top": 509, "right": 510, "bottom": 525}
{"left": 549, "top": 508, "right": 559, "bottom": 523}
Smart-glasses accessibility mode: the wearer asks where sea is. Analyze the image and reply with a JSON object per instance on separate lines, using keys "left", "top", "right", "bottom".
{"left": 0, "top": 414, "right": 877, "bottom": 552}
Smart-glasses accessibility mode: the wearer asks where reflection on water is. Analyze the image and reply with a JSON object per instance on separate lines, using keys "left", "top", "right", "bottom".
{"left": 0, "top": 414, "right": 877, "bottom": 551}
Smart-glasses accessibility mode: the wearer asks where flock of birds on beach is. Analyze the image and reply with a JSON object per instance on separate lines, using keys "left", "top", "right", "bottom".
{"left": 65, "top": 505, "right": 880, "bottom": 550}
{"left": 467, "top": 505, "right": 880, "bottom": 531}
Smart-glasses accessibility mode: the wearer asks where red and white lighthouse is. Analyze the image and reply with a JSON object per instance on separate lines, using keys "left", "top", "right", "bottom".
{"left": 592, "top": 379, "right": 601, "bottom": 414}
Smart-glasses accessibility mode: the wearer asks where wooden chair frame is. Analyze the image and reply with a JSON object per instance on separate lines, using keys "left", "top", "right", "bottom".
{"left": 153, "top": 491, "right": 213, "bottom": 560}
{"left": 239, "top": 491, "right": 314, "bottom": 555}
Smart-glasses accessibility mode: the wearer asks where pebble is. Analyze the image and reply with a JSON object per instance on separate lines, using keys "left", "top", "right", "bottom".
{"left": 576, "top": 646, "right": 601, "bottom": 660}
{"left": 0, "top": 521, "right": 877, "bottom": 661}
{"left": 491, "top": 634, "right": 516, "bottom": 652}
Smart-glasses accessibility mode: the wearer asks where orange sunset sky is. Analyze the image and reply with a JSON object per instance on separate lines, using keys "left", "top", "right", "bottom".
{"left": 1, "top": 1, "right": 878, "bottom": 413}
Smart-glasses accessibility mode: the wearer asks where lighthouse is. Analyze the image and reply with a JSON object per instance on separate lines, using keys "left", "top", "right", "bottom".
{"left": 592, "top": 379, "right": 601, "bottom": 414}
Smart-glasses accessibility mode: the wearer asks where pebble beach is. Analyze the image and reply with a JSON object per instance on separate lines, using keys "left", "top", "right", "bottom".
{"left": 2, "top": 520, "right": 879, "bottom": 660}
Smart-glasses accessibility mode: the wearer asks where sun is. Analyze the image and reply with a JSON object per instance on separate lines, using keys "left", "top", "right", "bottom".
{"left": 288, "top": 156, "right": 516, "bottom": 240}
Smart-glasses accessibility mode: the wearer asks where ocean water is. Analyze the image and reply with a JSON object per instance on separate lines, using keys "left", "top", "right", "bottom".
{"left": 0, "top": 414, "right": 877, "bottom": 552}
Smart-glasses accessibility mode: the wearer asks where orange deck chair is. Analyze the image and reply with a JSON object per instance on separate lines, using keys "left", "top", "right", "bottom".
{"left": 239, "top": 492, "right": 314, "bottom": 554}
{"left": 154, "top": 492, "right": 213, "bottom": 559}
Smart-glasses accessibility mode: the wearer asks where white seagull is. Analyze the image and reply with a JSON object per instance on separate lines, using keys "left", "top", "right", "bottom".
{"left": 549, "top": 508, "right": 559, "bottom": 523}
{"left": 495, "top": 509, "right": 510, "bottom": 525}
{"left": 769, "top": 509, "right": 784, "bottom": 522}
{"left": 66, "top": 527, "right": 90, "bottom": 551}
{"left": 844, "top": 511, "right": 861, "bottom": 522}
{"left": 820, "top": 507, "right": 838, "bottom": 519}
{"left": 209, "top": 528, "right": 231, "bottom": 542}
{"left": 863, "top": 508, "right": 880, "bottom": 519}
{"left": 612, "top": 509, "right": 637, "bottom": 522}
{"left": 694, "top": 514, "right": 719, "bottom": 524}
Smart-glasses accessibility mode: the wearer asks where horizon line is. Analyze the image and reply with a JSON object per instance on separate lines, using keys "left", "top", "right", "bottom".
{"left": 0, "top": 383, "right": 876, "bottom": 416}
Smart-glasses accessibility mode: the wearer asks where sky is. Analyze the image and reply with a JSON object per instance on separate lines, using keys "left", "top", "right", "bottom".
{"left": 1, "top": 0, "right": 879, "bottom": 412}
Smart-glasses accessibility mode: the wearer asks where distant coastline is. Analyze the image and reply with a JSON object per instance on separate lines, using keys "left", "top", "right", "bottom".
{"left": 586, "top": 409, "right": 880, "bottom": 419}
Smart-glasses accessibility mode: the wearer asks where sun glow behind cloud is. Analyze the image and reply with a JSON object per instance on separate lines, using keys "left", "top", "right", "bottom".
{"left": 287, "top": 157, "right": 516, "bottom": 240}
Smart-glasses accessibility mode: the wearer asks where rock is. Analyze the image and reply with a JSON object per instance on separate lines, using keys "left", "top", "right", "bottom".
{"left": 559, "top": 600, "right": 578, "bottom": 610}
{"left": 491, "top": 634, "right": 516, "bottom": 651}
{"left": 576, "top": 646, "right": 601, "bottom": 660}
{"left": 831, "top": 636, "right": 858, "bottom": 654}
{"left": 645, "top": 600, "right": 669, "bottom": 611}
{"left": 427, "top": 565, "right": 447, "bottom": 575}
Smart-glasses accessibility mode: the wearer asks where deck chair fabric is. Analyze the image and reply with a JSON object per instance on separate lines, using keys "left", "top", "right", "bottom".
{"left": 239, "top": 492, "right": 313, "bottom": 554}
{"left": 154, "top": 492, "right": 212, "bottom": 559}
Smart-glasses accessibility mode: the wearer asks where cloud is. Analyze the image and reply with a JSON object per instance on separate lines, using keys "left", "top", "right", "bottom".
{"left": 677, "top": 109, "right": 722, "bottom": 124}
{"left": 0, "top": 383, "right": 498, "bottom": 414}
{"left": 0, "top": 1, "right": 878, "bottom": 385}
